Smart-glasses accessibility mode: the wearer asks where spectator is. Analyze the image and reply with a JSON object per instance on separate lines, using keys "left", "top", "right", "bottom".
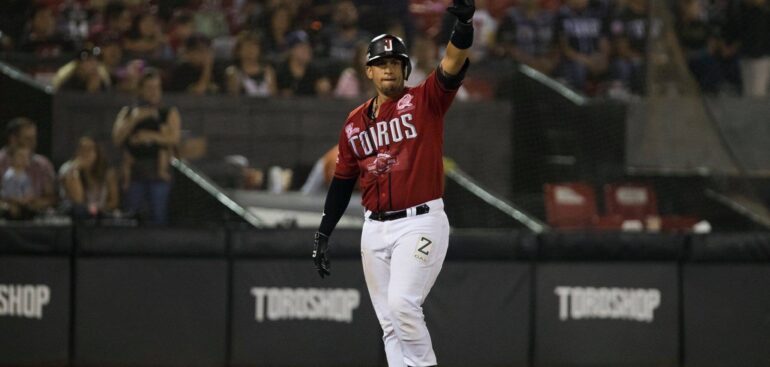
{"left": 276, "top": 31, "right": 332, "bottom": 97}
{"left": 167, "top": 34, "right": 219, "bottom": 95}
{"left": 300, "top": 145, "right": 338, "bottom": 195}
{"left": 316, "top": 0, "right": 371, "bottom": 64}
{"left": 609, "top": 0, "right": 658, "bottom": 95}
{"left": 18, "top": 5, "right": 76, "bottom": 57}
{"left": 0, "top": 1, "right": 34, "bottom": 51}
{"left": 495, "top": 0, "right": 559, "bottom": 75}
{"left": 554, "top": 0, "right": 611, "bottom": 93}
{"left": 59, "top": 136, "right": 119, "bottom": 220}
{"left": 263, "top": 5, "right": 295, "bottom": 62}
{"left": 193, "top": 0, "right": 231, "bottom": 40}
{"left": 59, "top": 0, "right": 91, "bottom": 45}
{"left": 112, "top": 69, "right": 181, "bottom": 225}
{"left": 0, "top": 118, "right": 57, "bottom": 219}
{"left": 94, "top": 32, "right": 144, "bottom": 93}
{"left": 677, "top": 0, "right": 723, "bottom": 94}
{"left": 228, "top": 0, "right": 268, "bottom": 34}
{"left": 167, "top": 10, "right": 196, "bottom": 56}
{"left": 52, "top": 46, "right": 112, "bottom": 93}
{"left": 225, "top": 31, "right": 277, "bottom": 97}
{"left": 724, "top": 0, "right": 770, "bottom": 97}
{"left": 0, "top": 146, "right": 35, "bottom": 219}
{"left": 333, "top": 41, "right": 375, "bottom": 98}
{"left": 123, "top": 12, "right": 171, "bottom": 60}
{"left": 89, "top": 0, "right": 133, "bottom": 38}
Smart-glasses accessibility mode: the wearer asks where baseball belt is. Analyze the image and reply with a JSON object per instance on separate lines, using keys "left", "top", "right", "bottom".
{"left": 369, "top": 204, "right": 430, "bottom": 221}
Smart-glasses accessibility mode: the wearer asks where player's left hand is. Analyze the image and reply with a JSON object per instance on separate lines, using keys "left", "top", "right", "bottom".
{"left": 312, "top": 232, "right": 331, "bottom": 278}
{"left": 447, "top": 0, "right": 475, "bottom": 24}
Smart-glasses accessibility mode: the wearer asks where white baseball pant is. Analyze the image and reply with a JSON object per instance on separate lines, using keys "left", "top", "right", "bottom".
{"left": 360, "top": 198, "right": 449, "bottom": 367}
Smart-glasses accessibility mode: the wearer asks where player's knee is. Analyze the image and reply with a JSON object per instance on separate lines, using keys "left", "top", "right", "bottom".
{"left": 387, "top": 295, "right": 421, "bottom": 324}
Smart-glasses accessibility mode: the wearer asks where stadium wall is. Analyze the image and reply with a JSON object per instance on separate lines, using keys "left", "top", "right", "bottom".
{"left": 2, "top": 226, "right": 770, "bottom": 367}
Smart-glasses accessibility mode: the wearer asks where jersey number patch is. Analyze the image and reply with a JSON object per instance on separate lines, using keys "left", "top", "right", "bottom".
{"left": 414, "top": 236, "right": 433, "bottom": 263}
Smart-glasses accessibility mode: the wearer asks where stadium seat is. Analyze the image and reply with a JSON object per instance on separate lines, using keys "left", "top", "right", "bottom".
{"left": 603, "top": 183, "right": 658, "bottom": 220}
{"left": 544, "top": 182, "right": 623, "bottom": 230}
{"left": 604, "top": 182, "right": 700, "bottom": 232}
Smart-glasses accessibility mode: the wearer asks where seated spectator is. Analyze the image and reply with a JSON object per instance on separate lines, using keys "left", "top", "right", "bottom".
{"left": 334, "top": 41, "right": 375, "bottom": 98}
{"left": 0, "top": 1, "right": 34, "bottom": 51}
{"left": 167, "top": 34, "right": 219, "bottom": 95}
{"left": 225, "top": 31, "right": 277, "bottom": 97}
{"left": 52, "top": 46, "right": 112, "bottom": 93}
{"left": 167, "top": 10, "right": 196, "bottom": 56}
{"left": 724, "top": 0, "right": 770, "bottom": 97}
{"left": 113, "top": 69, "right": 181, "bottom": 225}
{"left": 609, "top": 0, "right": 658, "bottom": 95}
{"left": 495, "top": 0, "right": 558, "bottom": 76}
{"left": 228, "top": 0, "right": 268, "bottom": 35}
{"left": 677, "top": 0, "right": 723, "bottom": 94}
{"left": 0, "top": 147, "right": 36, "bottom": 219}
{"left": 123, "top": 12, "right": 171, "bottom": 60}
{"left": 316, "top": 0, "right": 371, "bottom": 64}
{"left": 276, "top": 31, "right": 332, "bottom": 97}
{"left": 301, "top": 145, "right": 338, "bottom": 195}
{"left": 0, "top": 118, "right": 56, "bottom": 219}
{"left": 59, "top": 136, "right": 119, "bottom": 220}
{"left": 18, "top": 5, "right": 76, "bottom": 57}
{"left": 89, "top": 1, "right": 133, "bottom": 39}
{"left": 554, "top": 0, "right": 611, "bottom": 94}
{"left": 263, "top": 5, "right": 295, "bottom": 62}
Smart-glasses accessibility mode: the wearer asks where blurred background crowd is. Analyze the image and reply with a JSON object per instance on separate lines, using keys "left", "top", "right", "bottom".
{"left": 1, "top": 0, "right": 770, "bottom": 228}
{"left": 1, "top": 0, "right": 768, "bottom": 100}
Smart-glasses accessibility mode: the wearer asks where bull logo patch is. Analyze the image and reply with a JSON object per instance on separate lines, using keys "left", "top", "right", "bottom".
{"left": 397, "top": 94, "right": 414, "bottom": 111}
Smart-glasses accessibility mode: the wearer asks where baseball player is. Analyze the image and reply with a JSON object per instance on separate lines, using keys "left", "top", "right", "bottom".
{"left": 312, "top": 1, "right": 475, "bottom": 366}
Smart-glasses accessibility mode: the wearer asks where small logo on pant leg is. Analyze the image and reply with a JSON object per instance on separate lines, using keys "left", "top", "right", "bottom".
{"left": 414, "top": 236, "right": 433, "bottom": 263}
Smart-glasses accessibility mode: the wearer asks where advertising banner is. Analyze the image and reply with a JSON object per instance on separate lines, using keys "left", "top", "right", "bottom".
{"left": 425, "top": 262, "right": 530, "bottom": 367}
{"left": 0, "top": 256, "right": 70, "bottom": 366}
{"left": 684, "top": 265, "right": 770, "bottom": 367}
{"left": 535, "top": 263, "right": 679, "bottom": 367}
{"left": 75, "top": 258, "right": 228, "bottom": 367}
{"left": 230, "top": 259, "right": 380, "bottom": 367}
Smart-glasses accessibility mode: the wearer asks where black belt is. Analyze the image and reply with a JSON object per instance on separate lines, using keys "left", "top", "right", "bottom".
{"left": 369, "top": 204, "right": 430, "bottom": 221}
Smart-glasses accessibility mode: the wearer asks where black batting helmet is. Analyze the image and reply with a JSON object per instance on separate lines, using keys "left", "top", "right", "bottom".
{"left": 366, "top": 34, "right": 411, "bottom": 79}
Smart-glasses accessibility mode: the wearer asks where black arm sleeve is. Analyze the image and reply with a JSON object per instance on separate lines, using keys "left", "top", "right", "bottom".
{"left": 317, "top": 176, "right": 357, "bottom": 237}
{"left": 437, "top": 58, "right": 470, "bottom": 90}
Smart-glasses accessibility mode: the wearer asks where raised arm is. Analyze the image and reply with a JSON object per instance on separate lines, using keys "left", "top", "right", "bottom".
{"left": 440, "top": 0, "right": 475, "bottom": 76}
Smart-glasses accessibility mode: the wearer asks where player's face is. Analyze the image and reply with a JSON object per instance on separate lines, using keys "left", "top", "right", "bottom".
{"left": 367, "top": 58, "right": 404, "bottom": 98}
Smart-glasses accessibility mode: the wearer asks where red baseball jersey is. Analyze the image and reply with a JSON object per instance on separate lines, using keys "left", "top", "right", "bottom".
{"left": 334, "top": 69, "right": 459, "bottom": 212}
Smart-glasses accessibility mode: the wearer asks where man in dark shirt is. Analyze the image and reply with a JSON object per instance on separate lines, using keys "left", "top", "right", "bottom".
{"left": 609, "top": 0, "right": 659, "bottom": 94}
{"left": 724, "top": 0, "right": 770, "bottom": 96}
{"left": 275, "top": 31, "right": 332, "bottom": 97}
{"left": 554, "top": 0, "right": 611, "bottom": 93}
{"left": 167, "top": 34, "right": 218, "bottom": 95}
{"left": 496, "top": 0, "right": 558, "bottom": 75}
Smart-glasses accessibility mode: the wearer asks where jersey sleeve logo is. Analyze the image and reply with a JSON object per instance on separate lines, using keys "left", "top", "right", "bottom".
{"left": 396, "top": 93, "right": 414, "bottom": 112}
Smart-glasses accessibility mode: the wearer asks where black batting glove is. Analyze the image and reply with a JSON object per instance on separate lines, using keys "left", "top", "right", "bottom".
{"left": 447, "top": 0, "right": 475, "bottom": 24}
{"left": 312, "top": 232, "right": 331, "bottom": 278}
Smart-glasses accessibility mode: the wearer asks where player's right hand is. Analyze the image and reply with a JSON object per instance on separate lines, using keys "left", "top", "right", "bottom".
{"left": 447, "top": 0, "right": 475, "bottom": 24}
{"left": 312, "top": 232, "right": 331, "bottom": 278}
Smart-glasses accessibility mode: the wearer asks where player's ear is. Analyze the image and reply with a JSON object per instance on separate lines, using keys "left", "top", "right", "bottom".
{"left": 365, "top": 66, "right": 374, "bottom": 80}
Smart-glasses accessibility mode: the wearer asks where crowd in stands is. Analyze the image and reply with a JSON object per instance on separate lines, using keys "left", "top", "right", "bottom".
{"left": 1, "top": 0, "right": 770, "bottom": 226}
{"left": 1, "top": 0, "right": 769, "bottom": 98}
